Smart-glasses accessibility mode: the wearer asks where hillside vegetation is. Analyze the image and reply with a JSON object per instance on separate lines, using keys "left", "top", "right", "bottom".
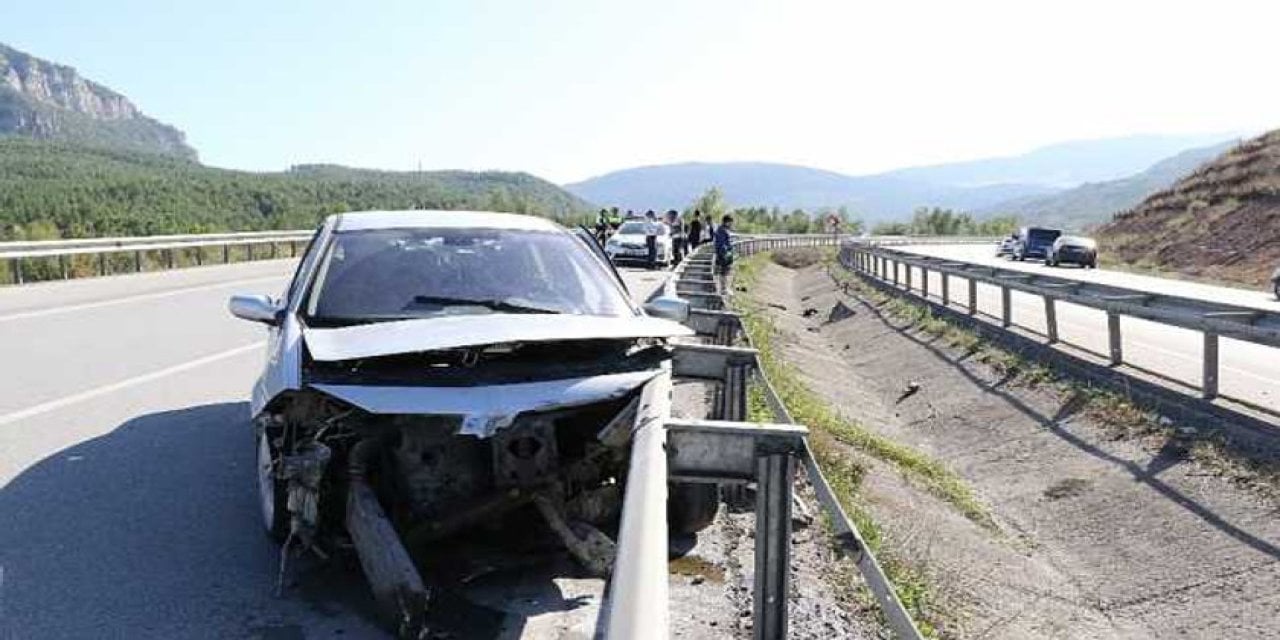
{"left": 0, "top": 139, "right": 592, "bottom": 241}
{"left": 1097, "top": 130, "right": 1280, "bottom": 286}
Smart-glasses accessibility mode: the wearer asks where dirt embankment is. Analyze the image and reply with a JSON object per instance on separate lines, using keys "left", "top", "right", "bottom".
{"left": 1097, "top": 130, "right": 1280, "bottom": 286}
{"left": 749, "top": 258, "right": 1280, "bottom": 639}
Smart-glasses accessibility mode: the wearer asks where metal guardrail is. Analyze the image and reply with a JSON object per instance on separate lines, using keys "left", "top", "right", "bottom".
{"left": 0, "top": 230, "right": 314, "bottom": 284}
{"left": 842, "top": 242, "right": 1280, "bottom": 402}
{"left": 662, "top": 237, "right": 927, "bottom": 640}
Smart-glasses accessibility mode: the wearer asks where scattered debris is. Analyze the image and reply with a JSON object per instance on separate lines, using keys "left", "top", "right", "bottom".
{"left": 896, "top": 381, "right": 922, "bottom": 404}
{"left": 1043, "top": 478, "right": 1092, "bottom": 500}
{"left": 768, "top": 303, "right": 788, "bottom": 311}
{"left": 806, "top": 327, "right": 820, "bottom": 333}
{"left": 801, "top": 307, "right": 819, "bottom": 318}
{"left": 825, "top": 301, "right": 856, "bottom": 324}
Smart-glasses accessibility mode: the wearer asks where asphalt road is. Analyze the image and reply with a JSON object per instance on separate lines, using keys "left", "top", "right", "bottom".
{"left": 0, "top": 260, "right": 671, "bottom": 639}
{"left": 894, "top": 244, "right": 1279, "bottom": 414}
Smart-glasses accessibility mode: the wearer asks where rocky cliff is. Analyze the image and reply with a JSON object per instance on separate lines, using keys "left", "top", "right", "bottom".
{"left": 0, "top": 42, "right": 196, "bottom": 159}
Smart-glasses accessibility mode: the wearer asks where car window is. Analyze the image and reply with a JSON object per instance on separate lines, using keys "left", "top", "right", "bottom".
{"left": 284, "top": 225, "right": 326, "bottom": 309}
{"left": 304, "top": 227, "right": 634, "bottom": 323}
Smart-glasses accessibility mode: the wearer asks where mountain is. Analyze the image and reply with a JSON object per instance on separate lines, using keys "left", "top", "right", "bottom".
{"left": 878, "top": 133, "right": 1237, "bottom": 188}
{"left": 566, "top": 134, "right": 1240, "bottom": 221}
{"left": 565, "top": 161, "right": 1055, "bottom": 222}
{"left": 979, "top": 140, "right": 1237, "bottom": 231}
{"left": 0, "top": 139, "right": 593, "bottom": 240}
{"left": 0, "top": 42, "right": 196, "bottom": 159}
{"left": 1096, "top": 131, "right": 1280, "bottom": 287}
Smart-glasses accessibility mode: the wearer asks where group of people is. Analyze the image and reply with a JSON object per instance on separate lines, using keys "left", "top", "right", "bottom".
{"left": 595, "top": 207, "right": 734, "bottom": 273}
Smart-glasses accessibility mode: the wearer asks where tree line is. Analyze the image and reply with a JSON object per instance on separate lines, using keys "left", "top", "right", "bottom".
{"left": 682, "top": 188, "right": 1018, "bottom": 237}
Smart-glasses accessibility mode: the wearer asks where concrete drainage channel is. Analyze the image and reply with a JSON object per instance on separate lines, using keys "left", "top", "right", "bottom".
{"left": 651, "top": 239, "right": 925, "bottom": 640}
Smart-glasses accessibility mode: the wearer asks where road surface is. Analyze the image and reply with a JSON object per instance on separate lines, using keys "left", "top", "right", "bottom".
{"left": 893, "top": 244, "right": 1279, "bottom": 414}
{"left": 0, "top": 259, "right": 671, "bottom": 639}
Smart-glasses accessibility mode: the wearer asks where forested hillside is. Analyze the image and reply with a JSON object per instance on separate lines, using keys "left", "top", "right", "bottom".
{"left": 0, "top": 139, "right": 593, "bottom": 241}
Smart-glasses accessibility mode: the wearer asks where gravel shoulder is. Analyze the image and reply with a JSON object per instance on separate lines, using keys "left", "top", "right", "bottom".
{"left": 749, "top": 259, "right": 1280, "bottom": 639}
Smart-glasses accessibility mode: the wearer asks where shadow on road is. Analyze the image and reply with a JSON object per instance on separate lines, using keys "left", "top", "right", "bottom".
{"left": 1, "top": 401, "right": 605, "bottom": 639}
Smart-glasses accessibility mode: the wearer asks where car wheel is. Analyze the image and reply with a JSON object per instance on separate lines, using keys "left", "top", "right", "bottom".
{"left": 257, "top": 429, "right": 290, "bottom": 541}
{"left": 669, "top": 482, "right": 719, "bottom": 534}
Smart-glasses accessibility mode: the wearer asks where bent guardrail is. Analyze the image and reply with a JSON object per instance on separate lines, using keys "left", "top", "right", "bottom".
{"left": 0, "top": 230, "right": 314, "bottom": 285}
{"left": 842, "top": 242, "right": 1280, "bottom": 404}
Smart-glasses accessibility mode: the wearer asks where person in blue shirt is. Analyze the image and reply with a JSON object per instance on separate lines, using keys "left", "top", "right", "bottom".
{"left": 714, "top": 215, "right": 733, "bottom": 274}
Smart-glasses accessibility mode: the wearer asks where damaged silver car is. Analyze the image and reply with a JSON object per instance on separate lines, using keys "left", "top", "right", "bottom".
{"left": 229, "top": 210, "right": 710, "bottom": 631}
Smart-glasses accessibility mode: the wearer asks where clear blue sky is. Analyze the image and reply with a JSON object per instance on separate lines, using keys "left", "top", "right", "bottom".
{"left": 8, "top": 0, "right": 1279, "bottom": 183}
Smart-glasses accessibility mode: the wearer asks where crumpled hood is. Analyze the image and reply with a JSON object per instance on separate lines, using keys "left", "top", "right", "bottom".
{"left": 311, "top": 369, "right": 659, "bottom": 437}
{"left": 303, "top": 313, "right": 693, "bottom": 362}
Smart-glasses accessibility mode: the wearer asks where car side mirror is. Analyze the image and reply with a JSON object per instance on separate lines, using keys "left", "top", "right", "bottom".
{"left": 229, "top": 294, "right": 283, "bottom": 325}
{"left": 644, "top": 295, "right": 690, "bottom": 323}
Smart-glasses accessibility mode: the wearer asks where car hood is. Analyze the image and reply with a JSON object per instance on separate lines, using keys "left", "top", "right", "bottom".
{"left": 303, "top": 313, "right": 693, "bottom": 362}
{"left": 311, "top": 369, "right": 658, "bottom": 437}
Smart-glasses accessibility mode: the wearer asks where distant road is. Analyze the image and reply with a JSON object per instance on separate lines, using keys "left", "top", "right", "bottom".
{"left": 0, "top": 259, "right": 670, "bottom": 639}
{"left": 895, "top": 243, "right": 1279, "bottom": 414}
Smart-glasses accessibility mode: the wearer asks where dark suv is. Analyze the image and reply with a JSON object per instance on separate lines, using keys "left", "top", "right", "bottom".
{"left": 1013, "top": 226, "right": 1062, "bottom": 261}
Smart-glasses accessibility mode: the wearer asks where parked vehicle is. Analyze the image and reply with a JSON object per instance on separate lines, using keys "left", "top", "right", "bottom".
{"left": 1013, "top": 226, "right": 1062, "bottom": 261}
{"left": 605, "top": 220, "right": 672, "bottom": 266}
{"left": 228, "top": 210, "right": 710, "bottom": 629}
{"left": 996, "top": 234, "right": 1018, "bottom": 257}
{"left": 1046, "top": 235, "right": 1099, "bottom": 268}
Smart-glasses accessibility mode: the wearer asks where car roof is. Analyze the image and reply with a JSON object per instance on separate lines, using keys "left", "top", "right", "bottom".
{"left": 332, "top": 210, "right": 563, "bottom": 232}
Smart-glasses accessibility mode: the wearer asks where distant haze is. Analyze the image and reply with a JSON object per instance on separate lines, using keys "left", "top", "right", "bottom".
{"left": 565, "top": 133, "right": 1242, "bottom": 221}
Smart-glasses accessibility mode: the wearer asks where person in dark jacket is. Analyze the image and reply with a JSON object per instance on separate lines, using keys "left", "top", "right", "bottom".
{"left": 688, "top": 211, "right": 704, "bottom": 250}
{"left": 714, "top": 215, "right": 733, "bottom": 275}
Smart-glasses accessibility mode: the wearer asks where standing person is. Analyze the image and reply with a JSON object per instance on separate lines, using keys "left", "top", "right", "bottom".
{"left": 688, "top": 211, "right": 704, "bottom": 250}
{"left": 595, "top": 209, "right": 609, "bottom": 243}
{"left": 609, "top": 207, "right": 623, "bottom": 231}
{"left": 665, "top": 210, "right": 686, "bottom": 266}
{"left": 714, "top": 214, "right": 734, "bottom": 280}
{"left": 643, "top": 210, "right": 660, "bottom": 270}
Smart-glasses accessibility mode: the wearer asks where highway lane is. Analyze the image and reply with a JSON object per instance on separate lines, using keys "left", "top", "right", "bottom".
{"left": 0, "top": 260, "right": 670, "bottom": 639}
{"left": 892, "top": 244, "right": 1280, "bottom": 413}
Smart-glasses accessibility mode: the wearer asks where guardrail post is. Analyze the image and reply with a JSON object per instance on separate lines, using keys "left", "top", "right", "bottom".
{"left": 941, "top": 273, "right": 950, "bottom": 306}
{"left": 755, "top": 452, "right": 795, "bottom": 640}
{"left": 1107, "top": 312, "right": 1122, "bottom": 365}
{"left": 59, "top": 255, "right": 69, "bottom": 280}
{"left": 98, "top": 253, "right": 107, "bottom": 276}
{"left": 270, "top": 242, "right": 278, "bottom": 259}
{"left": 10, "top": 258, "right": 21, "bottom": 285}
{"left": 1044, "top": 296, "right": 1058, "bottom": 343}
{"left": 290, "top": 241, "right": 298, "bottom": 258}
{"left": 968, "top": 278, "right": 977, "bottom": 315}
{"left": 134, "top": 250, "right": 142, "bottom": 273}
{"left": 921, "top": 267, "right": 929, "bottom": 299}
{"left": 905, "top": 264, "right": 913, "bottom": 291}
{"left": 223, "top": 244, "right": 230, "bottom": 263}
{"left": 892, "top": 260, "right": 899, "bottom": 287}
{"left": 1001, "top": 286, "right": 1011, "bottom": 327}
{"left": 195, "top": 247, "right": 203, "bottom": 266}
{"left": 247, "top": 244, "right": 255, "bottom": 261}
{"left": 165, "top": 248, "right": 175, "bottom": 269}
{"left": 1203, "top": 332, "right": 1219, "bottom": 400}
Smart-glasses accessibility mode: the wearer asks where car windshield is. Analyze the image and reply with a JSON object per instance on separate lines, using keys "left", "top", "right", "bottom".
{"left": 304, "top": 227, "right": 633, "bottom": 324}
{"left": 1027, "top": 228, "right": 1061, "bottom": 244}
{"left": 617, "top": 221, "right": 666, "bottom": 235}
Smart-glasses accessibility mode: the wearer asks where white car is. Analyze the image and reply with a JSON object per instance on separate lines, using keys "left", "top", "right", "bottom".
{"left": 996, "top": 235, "right": 1018, "bottom": 257}
{"left": 605, "top": 220, "right": 672, "bottom": 266}
{"left": 227, "top": 210, "right": 713, "bottom": 630}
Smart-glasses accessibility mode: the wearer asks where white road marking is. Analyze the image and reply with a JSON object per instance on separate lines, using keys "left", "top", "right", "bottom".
{"left": 0, "top": 341, "right": 264, "bottom": 427}
{"left": 0, "top": 275, "right": 286, "bottom": 323}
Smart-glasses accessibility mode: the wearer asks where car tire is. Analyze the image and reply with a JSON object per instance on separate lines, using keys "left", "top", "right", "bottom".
{"left": 669, "top": 482, "right": 719, "bottom": 534}
{"left": 257, "top": 429, "right": 290, "bottom": 541}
